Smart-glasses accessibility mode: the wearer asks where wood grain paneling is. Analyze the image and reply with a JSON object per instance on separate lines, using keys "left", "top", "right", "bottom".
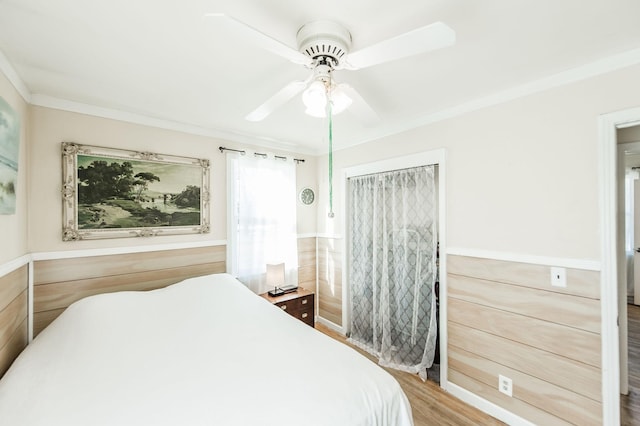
{"left": 298, "top": 265, "right": 316, "bottom": 284}
{"left": 449, "top": 322, "right": 601, "bottom": 401}
{"left": 448, "top": 274, "right": 600, "bottom": 333}
{"left": 447, "top": 255, "right": 599, "bottom": 299}
{"left": 34, "top": 263, "right": 223, "bottom": 313}
{"left": 317, "top": 237, "right": 342, "bottom": 326}
{"left": 449, "top": 346, "right": 601, "bottom": 425}
{"left": 448, "top": 370, "right": 573, "bottom": 426}
{"left": 0, "top": 291, "right": 27, "bottom": 350}
{"left": 297, "top": 237, "right": 316, "bottom": 252}
{"left": 318, "top": 237, "right": 341, "bottom": 253}
{"left": 34, "top": 245, "right": 225, "bottom": 285}
{"left": 0, "top": 319, "right": 27, "bottom": 378}
{"left": 621, "top": 303, "right": 640, "bottom": 424}
{"left": 0, "top": 266, "right": 27, "bottom": 312}
{"left": 298, "top": 252, "right": 316, "bottom": 269}
{"left": 33, "top": 308, "right": 65, "bottom": 337}
{"left": 33, "top": 245, "right": 226, "bottom": 336}
{"left": 0, "top": 265, "right": 29, "bottom": 378}
{"left": 447, "top": 254, "right": 602, "bottom": 425}
{"left": 449, "top": 297, "right": 600, "bottom": 367}
{"left": 297, "top": 237, "right": 316, "bottom": 292}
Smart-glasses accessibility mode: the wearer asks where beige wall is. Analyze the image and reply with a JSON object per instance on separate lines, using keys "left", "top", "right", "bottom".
{"left": 317, "top": 63, "right": 640, "bottom": 261}
{"left": 0, "top": 73, "right": 28, "bottom": 264}
{"left": 26, "top": 106, "right": 317, "bottom": 253}
{"left": 296, "top": 155, "right": 318, "bottom": 234}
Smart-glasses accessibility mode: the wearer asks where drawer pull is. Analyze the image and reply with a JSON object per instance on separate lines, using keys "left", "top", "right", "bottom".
{"left": 280, "top": 305, "right": 287, "bottom": 311}
{"left": 302, "top": 312, "right": 308, "bottom": 318}
{"left": 301, "top": 299, "right": 308, "bottom": 305}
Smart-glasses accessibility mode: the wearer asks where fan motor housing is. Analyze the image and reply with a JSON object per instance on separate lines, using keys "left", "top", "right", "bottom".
{"left": 296, "top": 20, "right": 352, "bottom": 68}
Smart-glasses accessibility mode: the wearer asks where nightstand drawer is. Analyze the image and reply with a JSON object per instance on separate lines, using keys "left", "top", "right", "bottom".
{"left": 301, "top": 309, "right": 314, "bottom": 327}
{"left": 260, "top": 288, "right": 315, "bottom": 328}
{"left": 290, "top": 308, "right": 314, "bottom": 326}
{"left": 294, "top": 294, "right": 313, "bottom": 311}
{"left": 275, "top": 294, "right": 313, "bottom": 312}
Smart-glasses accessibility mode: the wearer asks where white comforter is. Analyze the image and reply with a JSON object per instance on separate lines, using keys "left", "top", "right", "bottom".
{"left": 0, "top": 273, "right": 413, "bottom": 425}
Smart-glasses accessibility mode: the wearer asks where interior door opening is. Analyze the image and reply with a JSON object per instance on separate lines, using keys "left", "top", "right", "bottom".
{"left": 618, "top": 127, "right": 640, "bottom": 423}
{"left": 598, "top": 106, "right": 640, "bottom": 426}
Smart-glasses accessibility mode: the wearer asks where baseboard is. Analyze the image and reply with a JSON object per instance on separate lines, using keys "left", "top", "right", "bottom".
{"left": 446, "top": 382, "right": 536, "bottom": 426}
{"left": 316, "top": 316, "right": 345, "bottom": 334}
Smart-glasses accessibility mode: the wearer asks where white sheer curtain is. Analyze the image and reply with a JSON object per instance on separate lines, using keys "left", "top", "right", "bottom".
{"left": 227, "top": 153, "right": 298, "bottom": 294}
{"left": 348, "top": 165, "right": 438, "bottom": 379}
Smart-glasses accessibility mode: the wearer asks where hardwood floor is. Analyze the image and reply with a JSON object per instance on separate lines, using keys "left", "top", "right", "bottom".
{"left": 622, "top": 303, "right": 640, "bottom": 425}
{"left": 316, "top": 324, "right": 504, "bottom": 426}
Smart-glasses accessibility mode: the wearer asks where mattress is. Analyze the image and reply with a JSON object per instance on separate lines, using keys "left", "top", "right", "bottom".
{"left": 0, "top": 273, "right": 413, "bottom": 425}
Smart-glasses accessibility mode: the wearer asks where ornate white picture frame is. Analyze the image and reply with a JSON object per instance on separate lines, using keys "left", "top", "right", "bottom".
{"left": 62, "top": 142, "right": 210, "bottom": 241}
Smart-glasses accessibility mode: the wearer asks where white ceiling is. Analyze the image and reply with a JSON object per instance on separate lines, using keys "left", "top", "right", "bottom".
{"left": 1, "top": 0, "right": 640, "bottom": 154}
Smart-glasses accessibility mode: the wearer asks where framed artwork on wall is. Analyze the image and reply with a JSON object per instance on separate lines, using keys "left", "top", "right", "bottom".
{"left": 0, "top": 96, "right": 19, "bottom": 215}
{"left": 61, "top": 142, "right": 210, "bottom": 241}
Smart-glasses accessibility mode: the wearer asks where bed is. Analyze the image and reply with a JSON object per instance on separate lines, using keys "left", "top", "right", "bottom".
{"left": 0, "top": 273, "right": 413, "bottom": 425}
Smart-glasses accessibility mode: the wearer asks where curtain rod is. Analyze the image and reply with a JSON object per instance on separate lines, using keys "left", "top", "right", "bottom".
{"left": 218, "top": 147, "right": 305, "bottom": 164}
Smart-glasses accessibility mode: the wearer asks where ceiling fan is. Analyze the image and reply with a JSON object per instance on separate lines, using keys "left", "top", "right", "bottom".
{"left": 206, "top": 14, "right": 456, "bottom": 125}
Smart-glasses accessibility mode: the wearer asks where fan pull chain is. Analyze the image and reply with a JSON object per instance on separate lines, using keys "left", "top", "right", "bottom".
{"left": 328, "top": 99, "right": 334, "bottom": 218}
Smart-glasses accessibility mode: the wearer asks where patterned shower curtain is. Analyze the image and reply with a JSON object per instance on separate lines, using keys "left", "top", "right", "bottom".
{"left": 348, "top": 165, "right": 438, "bottom": 378}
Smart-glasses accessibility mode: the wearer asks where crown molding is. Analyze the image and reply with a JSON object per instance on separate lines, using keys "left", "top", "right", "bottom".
{"left": 29, "top": 94, "right": 318, "bottom": 156}
{"left": 334, "top": 47, "right": 640, "bottom": 153}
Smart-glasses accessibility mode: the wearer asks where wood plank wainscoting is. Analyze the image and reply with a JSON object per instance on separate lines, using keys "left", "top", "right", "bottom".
{"left": 33, "top": 245, "right": 226, "bottom": 336}
{"left": 317, "top": 237, "right": 342, "bottom": 327}
{"left": 297, "top": 237, "right": 317, "bottom": 292}
{"left": 448, "top": 255, "right": 601, "bottom": 425}
{"left": 0, "top": 265, "right": 29, "bottom": 377}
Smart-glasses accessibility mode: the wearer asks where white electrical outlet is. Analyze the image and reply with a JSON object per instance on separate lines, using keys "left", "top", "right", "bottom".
{"left": 550, "top": 266, "right": 566, "bottom": 287}
{"left": 499, "top": 374, "right": 513, "bottom": 397}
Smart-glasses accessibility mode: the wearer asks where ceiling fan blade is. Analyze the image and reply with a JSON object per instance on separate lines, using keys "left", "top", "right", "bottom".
{"left": 339, "top": 84, "right": 380, "bottom": 127}
{"left": 205, "top": 13, "right": 312, "bottom": 66}
{"left": 345, "top": 22, "right": 455, "bottom": 70}
{"left": 245, "top": 80, "right": 308, "bottom": 121}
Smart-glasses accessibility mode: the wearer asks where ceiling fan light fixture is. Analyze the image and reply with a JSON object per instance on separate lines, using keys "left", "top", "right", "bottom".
{"left": 302, "top": 80, "right": 352, "bottom": 118}
{"left": 304, "top": 104, "right": 327, "bottom": 118}
{"left": 302, "top": 80, "right": 327, "bottom": 117}
{"left": 329, "top": 85, "right": 352, "bottom": 115}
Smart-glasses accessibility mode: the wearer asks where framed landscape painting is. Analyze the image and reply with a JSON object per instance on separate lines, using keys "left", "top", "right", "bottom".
{"left": 0, "top": 96, "right": 19, "bottom": 215}
{"left": 62, "top": 142, "right": 210, "bottom": 240}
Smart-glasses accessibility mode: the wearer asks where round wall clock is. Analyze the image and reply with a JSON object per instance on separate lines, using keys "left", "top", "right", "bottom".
{"left": 299, "top": 187, "right": 315, "bottom": 205}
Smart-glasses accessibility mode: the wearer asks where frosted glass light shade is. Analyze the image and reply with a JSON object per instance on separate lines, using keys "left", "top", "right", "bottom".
{"left": 266, "top": 263, "right": 285, "bottom": 287}
{"left": 302, "top": 80, "right": 327, "bottom": 117}
{"left": 329, "top": 86, "right": 352, "bottom": 115}
{"left": 302, "top": 80, "right": 352, "bottom": 118}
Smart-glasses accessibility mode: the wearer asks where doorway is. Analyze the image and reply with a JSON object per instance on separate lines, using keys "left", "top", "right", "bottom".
{"left": 618, "top": 131, "right": 640, "bottom": 423}
{"left": 599, "top": 107, "right": 640, "bottom": 425}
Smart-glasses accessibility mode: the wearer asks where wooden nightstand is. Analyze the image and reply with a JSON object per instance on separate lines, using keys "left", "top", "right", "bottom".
{"left": 260, "top": 288, "right": 315, "bottom": 328}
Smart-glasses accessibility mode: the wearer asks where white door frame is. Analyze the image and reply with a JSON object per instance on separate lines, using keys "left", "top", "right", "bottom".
{"left": 341, "top": 149, "right": 447, "bottom": 387}
{"left": 599, "top": 107, "right": 640, "bottom": 425}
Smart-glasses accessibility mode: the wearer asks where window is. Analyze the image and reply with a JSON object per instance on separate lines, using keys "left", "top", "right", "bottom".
{"left": 227, "top": 153, "right": 298, "bottom": 293}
